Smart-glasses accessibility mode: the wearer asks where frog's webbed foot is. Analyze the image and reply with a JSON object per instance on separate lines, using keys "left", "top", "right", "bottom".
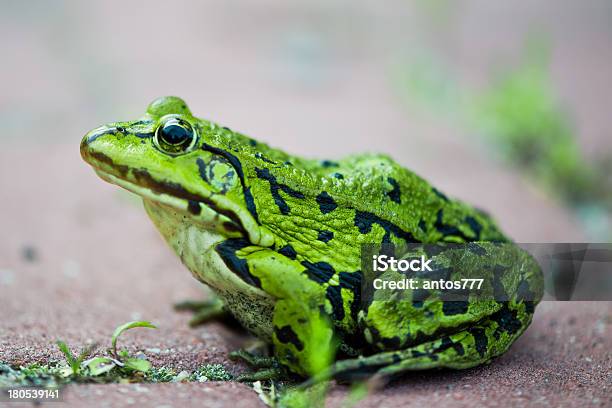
{"left": 229, "top": 349, "right": 289, "bottom": 382}
{"left": 174, "top": 297, "right": 240, "bottom": 327}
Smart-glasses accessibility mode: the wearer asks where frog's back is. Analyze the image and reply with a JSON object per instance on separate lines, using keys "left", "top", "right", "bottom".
{"left": 235, "top": 141, "right": 507, "bottom": 245}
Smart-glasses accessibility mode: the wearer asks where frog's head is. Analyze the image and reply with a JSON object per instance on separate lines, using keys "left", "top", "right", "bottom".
{"left": 81, "top": 96, "right": 274, "bottom": 247}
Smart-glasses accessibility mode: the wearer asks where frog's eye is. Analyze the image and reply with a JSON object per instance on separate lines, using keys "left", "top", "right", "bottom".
{"left": 154, "top": 117, "right": 197, "bottom": 155}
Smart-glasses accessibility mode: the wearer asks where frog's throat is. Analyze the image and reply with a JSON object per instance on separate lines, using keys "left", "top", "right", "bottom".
{"left": 94, "top": 170, "right": 274, "bottom": 247}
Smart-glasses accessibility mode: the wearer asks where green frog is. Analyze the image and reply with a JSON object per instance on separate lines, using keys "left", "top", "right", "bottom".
{"left": 81, "top": 96, "right": 543, "bottom": 381}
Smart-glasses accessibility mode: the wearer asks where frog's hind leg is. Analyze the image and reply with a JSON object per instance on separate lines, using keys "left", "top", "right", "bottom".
{"left": 302, "top": 301, "right": 534, "bottom": 386}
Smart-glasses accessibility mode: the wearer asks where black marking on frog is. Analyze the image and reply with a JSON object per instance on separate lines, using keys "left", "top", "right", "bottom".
{"left": 465, "top": 216, "right": 483, "bottom": 240}
{"left": 492, "top": 264, "right": 509, "bottom": 301}
{"left": 131, "top": 168, "right": 248, "bottom": 235}
{"left": 416, "top": 266, "right": 452, "bottom": 285}
{"left": 131, "top": 119, "right": 154, "bottom": 126}
{"left": 412, "top": 288, "right": 430, "bottom": 308}
{"left": 469, "top": 327, "right": 488, "bottom": 357}
{"left": 222, "top": 221, "right": 243, "bottom": 234}
{"left": 325, "top": 285, "right": 344, "bottom": 321}
{"left": 278, "top": 244, "right": 298, "bottom": 260}
{"left": 129, "top": 120, "right": 157, "bottom": 139}
{"left": 243, "top": 187, "right": 258, "bottom": 223}
{"left": 316, "top": 191, "right": 338, "bottom": 214}
{"left": 422, "top": 243, "right": 447, "bottom": 258}
{"left": 386, "top": 177, "right": 402, "bottom": 204}
{"left": 332, "top": 172, "right": 344, "bottom": 179}
{"left": 436, "top": 336, "right": 466, "bottom": 356}
{"left": 255, "top": 152, "right": 277, "bottom": 164}
{"left": 411, "top": 349, "right": 435, "bottom": 360}
{"left": 132, "top": 168, "right": 203, "bottom": 201}
{"left": 381, "top": 335, "right": 402, "bottom": 349}
{"left": 94, "top": 121, "right": 153, "bottom": 141}
{"left": 516, "top": 279, "right": 535, "bottom": 302}
{"left": 442, "top": 301, "right": 469, "bottom": 316}
{"left": 321, "top": 160, "right": 339, "bottom": 168}
{"left": 255, "top": 167, "right": 305, "bottom": 215}
{"left": 196, "top": 157, "right": 236, "bottom": 194}
{"left": 196, "top": 158, "right": 211, "bottom": 183}
{"left": 201, "top": 143, "right": 259, "bottom": 222}
{"left": 84, "top": 150, "right": 129, "bottom": 176}
{"left": 466, "top": 242, "right": 487, "bottom": 256}
{"left": 339, "top": 271, "right": 362, "bottom": 320}
{"left": 418, "top": 219, "right": 427, "bottom": 233}
{"left": 366, "top": 326, "right": 402, "bottom": 350}
{"left": 284, "top": 161, "right": 293, "bottom": 166}
{"left": 187, "top": 200, "right": 201, "bottom": 215}
{"left": 493, "top": 303, "right": 522, "bottom": 336}
{"left": 516, "top": 279, "right": 536, "bottom": 313}
{"left": 215, "top": 238, "right": 262, "bottom": 288}
{"left": 354, "top": 211, "right": 418, "bottom": 244}
{"left": 523, "top": 300, "right": 535, "bottom": 314}
{"left": 432, "top": 187, "right": 449, "bottom": 202}
{"left": 275, "top": 325, "right": 304, "bottom": 351}
{"left": 248, "top": 138, "right": 257, "bottom": 147}
{"left": 434, "top": 209, "right": 473, "bottom": 241}
{"left": 317, "top": 230, "right": 334, "bottom": 243}
{"left": 301, "top": 260, "right": 335, "bottom": 284}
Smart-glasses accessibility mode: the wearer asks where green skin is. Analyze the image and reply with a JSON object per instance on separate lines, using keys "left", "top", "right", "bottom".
{"left": 81, "top": 96, "right": 543, "bottom": 380}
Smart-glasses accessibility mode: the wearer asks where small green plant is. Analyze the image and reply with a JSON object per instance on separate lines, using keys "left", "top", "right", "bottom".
{"left": 145, "top": 366, "right": 177, "bottom": 383}
{"left": 56, "top": 341, "right": 95, "bottom": 377}
{"left": 56, "top": 320, "right": 157, "bottom": 380}
{"left": 0, "top": 362, "right": 63, "bottom": 388}
{"left": 190, "top": 363, "right": 233, "bottom": 382}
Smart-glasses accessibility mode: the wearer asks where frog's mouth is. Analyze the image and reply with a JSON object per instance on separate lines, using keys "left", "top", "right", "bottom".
{"left": 96, "top": 164, "right": 239, "bottom": 225}
{"left": 81, "top": 127, "right": 275, "bottom": 247}
{"left": 84, "top": 160, "right": 271, "bottom": 247}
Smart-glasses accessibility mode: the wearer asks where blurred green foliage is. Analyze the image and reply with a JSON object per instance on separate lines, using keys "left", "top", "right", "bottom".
{"left": 397, "top": 38, "right": 611, "bottom": 239}
{"left": 469, "top": 41, "right": 607, "bottom": 208}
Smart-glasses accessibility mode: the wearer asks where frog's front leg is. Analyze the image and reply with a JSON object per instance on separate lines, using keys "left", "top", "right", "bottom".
{"left": 230, "top": 247, "right": 337, "bottom": 378}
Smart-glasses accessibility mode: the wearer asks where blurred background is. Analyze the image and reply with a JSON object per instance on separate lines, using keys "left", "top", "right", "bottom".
{"left": 1, "top": 2, "right": 611, "bottom": 405}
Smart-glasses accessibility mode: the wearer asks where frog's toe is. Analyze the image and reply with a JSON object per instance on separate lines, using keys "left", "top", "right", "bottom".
{"left": 230, "top": 349, "right": 292, "bottom": 382}
{"left": 234, "top": 367, "right": 286, "bottom": 382}
{"left": 229, "top": 349, "right": 277, "bottom": 369}
{"left": 174, "top": 297, "right": 239, "bottom": 327}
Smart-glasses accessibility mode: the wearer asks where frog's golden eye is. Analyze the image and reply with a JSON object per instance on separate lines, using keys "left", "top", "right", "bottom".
{"left": 154, "top": 117, "right": 197, "bottom": 155}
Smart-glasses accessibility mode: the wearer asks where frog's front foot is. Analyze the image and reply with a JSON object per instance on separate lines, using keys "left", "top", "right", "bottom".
{"left": 229, "top": 349, "right": 289, "bottom": 382}
{"left": 174, "top": 297, "right": 239, "bottom": 327}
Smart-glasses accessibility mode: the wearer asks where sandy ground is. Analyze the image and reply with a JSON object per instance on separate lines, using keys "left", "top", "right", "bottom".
{"left": 1, "top": 1, "right": 611, "bottom": 407}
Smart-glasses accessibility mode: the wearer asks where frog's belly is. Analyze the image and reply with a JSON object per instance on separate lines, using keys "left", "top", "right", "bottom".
{"left": 144, "top": 200, "right": 275, "bottom": 342}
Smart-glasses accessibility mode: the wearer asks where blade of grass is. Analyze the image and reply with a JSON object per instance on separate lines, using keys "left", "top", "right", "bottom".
{"left": 56, "top": 341, "right": 79, "bottom": 375}
{"left": 111, "top": 321, "right": 157, "bottom": 358}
